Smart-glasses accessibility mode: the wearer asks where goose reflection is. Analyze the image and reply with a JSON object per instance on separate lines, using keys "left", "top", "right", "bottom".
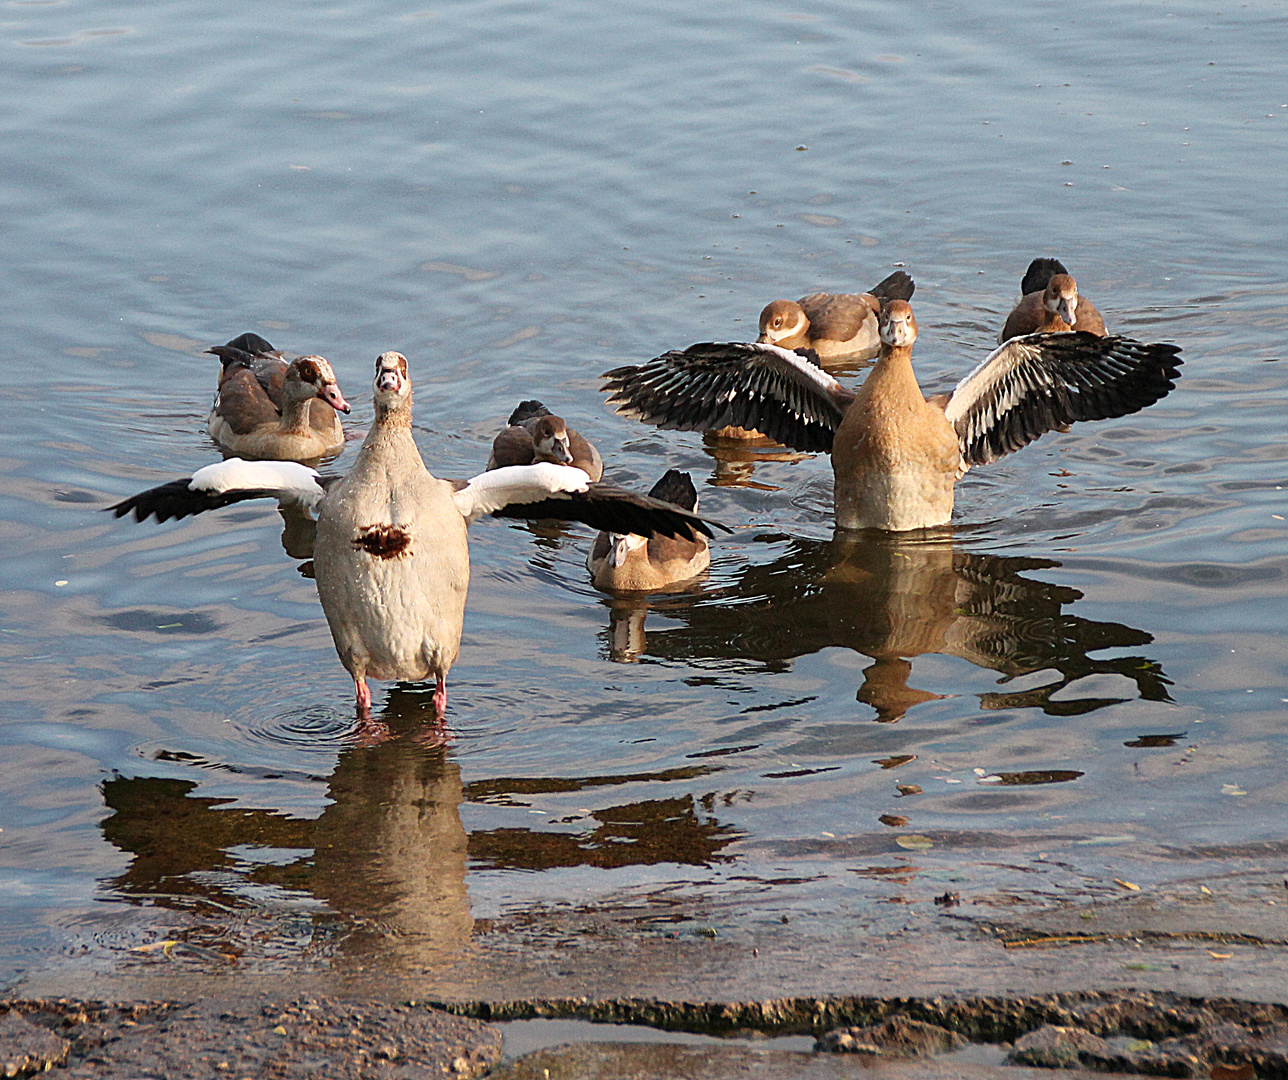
{"left": 101, "top": 687, "right": 472, "bottom": 969}
{"left": 604, "top": 532, "right": 1171, "bottom": 722}
{"left": 97, "top": 689, "right": 740, "bottom": 970}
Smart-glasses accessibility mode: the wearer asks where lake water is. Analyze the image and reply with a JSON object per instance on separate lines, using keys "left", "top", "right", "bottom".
{"left": 1, "top": 0, "right": 1286, "bottom": 994}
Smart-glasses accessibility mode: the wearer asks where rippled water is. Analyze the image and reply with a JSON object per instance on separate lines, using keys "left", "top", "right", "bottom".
{"left": 1, "top": 0, "right": 1286, "bottom": 989}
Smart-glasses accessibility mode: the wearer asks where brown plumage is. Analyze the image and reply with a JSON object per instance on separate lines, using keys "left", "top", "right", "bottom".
{"left": 487, "top": 400, "right": 603, "bottom": 480}
{"left": 1000, "top": 259, "right": 1106, "bottom": 342}
{"left": 206, "top": 333, "right": 350, "bottom": 460}
{"left": 587, "top": 470, "right": 710, "bottom": 592}
{"left": 603, "top": 299, "right": 1181, "bottom": 531}
{"left": 757, "top": 269, "right": 915, "bottom": 361}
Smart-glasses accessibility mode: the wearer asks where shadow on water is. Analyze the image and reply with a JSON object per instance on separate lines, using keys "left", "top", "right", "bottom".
{"left": 600, "top": 531, "right": 1171, "bottom": 722}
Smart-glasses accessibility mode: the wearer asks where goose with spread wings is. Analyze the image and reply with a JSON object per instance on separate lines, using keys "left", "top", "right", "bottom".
{"left": 111, "top": 351, "right": 726, "bottom": 719}
{"left": 603, "top": 299, "right": 1181, "bottom": 532}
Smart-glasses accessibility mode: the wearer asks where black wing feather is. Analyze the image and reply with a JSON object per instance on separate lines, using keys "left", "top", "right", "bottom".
{"left": 107, "top": 480, "right": 283, "bottom": 524}
{"left": 491, "top": 482, "right": 730, "bottom": 540}
{"left": 602, "top": 342, "right": 849, "bottom": 454}
{"left": 949, "top": 333, "right": 1183, "bottom": 467}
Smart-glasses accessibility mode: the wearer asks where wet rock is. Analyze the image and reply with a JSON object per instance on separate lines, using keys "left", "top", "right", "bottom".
{"left": 1009, "top": 1024, "right": 1113, "bottom": 1069}
{"left": 1009, "top": 1018, "right": 1288, "bottom": 1077}
{"left": 2, "top": 996, "right": 500, "bottom": 1079}
{"left": 0, "top": 1009, "right": 70, "bottom": 1077}
{"left": 817, "top": 1016, "right": 968, "bottom": 1056}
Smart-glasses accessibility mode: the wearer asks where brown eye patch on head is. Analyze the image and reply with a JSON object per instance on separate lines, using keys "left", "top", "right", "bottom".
{"left": 296, "top": 358, "right": 322, "bottom": 384}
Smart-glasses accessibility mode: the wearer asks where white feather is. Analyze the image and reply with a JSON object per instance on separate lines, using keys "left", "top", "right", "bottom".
{"left": 753, "top": 342, "right": 844, "bottom": 395}
{"left": 190, "top": 458, "right": 325, "bottom": 509}
{"left": 453, "top": 462, "right": 591, "bottom": 523}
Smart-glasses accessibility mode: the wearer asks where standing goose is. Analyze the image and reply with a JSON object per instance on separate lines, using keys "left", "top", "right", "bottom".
{"left": 587, "top": 470, "right": 710, "bottom": 592}
{"left": 602, "top": 299, "right": 1181, "bottom": 532}
{"left": 758, "top": 269, "right": 915, "bottom": 361}
{"left": 110, "top": 352, "right": 725, "bottom": 719}
{"left": 206, "top": 333, "right": 351, "bottom": 460}
{"left": 999, "top": 258, "right": 1107, "bottom": 343}
{"left": 486, "top": 400, "right": 603, "bottom": 480}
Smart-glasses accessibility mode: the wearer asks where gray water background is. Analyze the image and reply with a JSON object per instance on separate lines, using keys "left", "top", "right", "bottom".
{"left": 1, "top": 0, "right": 1286, "bottom": 987}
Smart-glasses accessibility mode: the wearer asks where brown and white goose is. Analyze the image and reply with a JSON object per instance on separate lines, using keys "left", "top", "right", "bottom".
{"left": 206, "top": 333, "right": 350, "bottom": 461}
{"left": 758, "top": 269, "right": 915, "bottom": 361}
{"left": 999, "top": 258, "right": 1107, "bottom": 343}
{"left": 587, "top": 470, "right": 710, "bottom": 592}
{"left": 603, "top": 299, "right": 1181, "bottom": 532}
{"left": 486, "top": 400, "right": 603, "bottom": 480}
{"left": 111, "top": 352, "right": 725, "bottom": 719}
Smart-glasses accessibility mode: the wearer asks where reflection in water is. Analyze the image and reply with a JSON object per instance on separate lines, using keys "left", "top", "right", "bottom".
{"left": 97, "top": 691, "right": 743, "bottom": 969}
{"left": 700, "top": 431, "right": 812, "bottom": 489}
{"left": 101, "top": 688, "right": 471, "bottom": 969}
{"left": 469, "top": 795, "right": 741, "bottom": 871}
{"left": 605, "top": 533, "right": 1170, "bottom": 721}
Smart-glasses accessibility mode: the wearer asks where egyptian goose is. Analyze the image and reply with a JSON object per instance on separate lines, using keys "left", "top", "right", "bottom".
{"left": 487, "top": 400, "right": 603, "bottom": 480}
{"left": 603, "top": 299, "right": 1181, "bottom": 532}
{"left": 758, "top": 269, "right": 915, "bottom": 361}
{"left": 587, "top": 470, "right": 710, "bottom": 592}
{"left": 111, "top": 352, "right": 724, "bottom": 720}
{"left": 206, "top": 333, "right": 350, "bottom": 461}
{"left": 999, "top": 259, "right": 1107, "bottom": 343}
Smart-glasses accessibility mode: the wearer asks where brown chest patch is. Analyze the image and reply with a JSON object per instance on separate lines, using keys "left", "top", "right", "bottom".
{"left": 353, "top": 524, "right": 412, "bottom": 559}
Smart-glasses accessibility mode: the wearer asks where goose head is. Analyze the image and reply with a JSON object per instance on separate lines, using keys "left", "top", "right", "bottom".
{"left": 757, "top": 299, "right": 810, "bottom": 347}
{"left": 373, "top": 351, "right": 411, "bottom": 413}
{"left": 878, "top": 300, "right": 918, "bottom": 349}
{"left": 1043, "top": 274, "right": 1079, "bottom": 326}
{"left": 529, "top": 414, "right": 573, "bottom": 465}
{"left": 607, "top": 531, "right": 649, "bottom": 567}
{"left": 283, "top": 356, "right": 351, "bottom": 413}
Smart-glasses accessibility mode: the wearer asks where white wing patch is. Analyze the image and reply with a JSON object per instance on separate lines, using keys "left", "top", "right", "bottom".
{"left": 189, "top": 458, "right": 326, "bottom": 509}
{"left": 453, "top": 462, "right": 591, "bottom": 523}
{"left": 754, "top": 342, "right": 845, "bottom": 398}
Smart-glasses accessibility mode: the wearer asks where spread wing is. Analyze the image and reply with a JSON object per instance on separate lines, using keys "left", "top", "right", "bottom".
{"left": 602, "top": 341, "right": 853, "bottom": 453}
{"left": 943, "top": 332, "right": 1183, "bottom": 467}
{"left": 452, "top": 463, "right": 729, "bottom": 540}
{"left": 107, "top": 459, "right": 332, "bottom": 523}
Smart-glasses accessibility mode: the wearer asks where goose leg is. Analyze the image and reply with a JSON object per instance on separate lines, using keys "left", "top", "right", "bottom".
{"left": 433, "top": 675, "right": 447, "bottom": 715}
{"left": 354, "top": 676, "right": 372, "bottom": 717}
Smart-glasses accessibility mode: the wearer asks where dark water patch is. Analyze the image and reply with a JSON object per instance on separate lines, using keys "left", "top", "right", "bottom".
{"left": 986, "top": 770, "right": 1084, "bottom": 786}
{"left": 686, "top": 744, "right": 759, "bottom": 759}
{"left": 468, "top": 795, "right": 743, "bottom": 871}
{"left": 1124, "top": 733, "right": 1187, "bottom": 748}
{"left": 464, "top": 765, "right": 718, "bottom": 805}
{"left": 96, "top": 610, "right": 220, "bottom": 634}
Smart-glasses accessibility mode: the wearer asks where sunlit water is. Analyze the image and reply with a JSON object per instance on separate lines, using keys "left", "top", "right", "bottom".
{"left": 1, "top": 0, "right": 1286, "bottom": 988}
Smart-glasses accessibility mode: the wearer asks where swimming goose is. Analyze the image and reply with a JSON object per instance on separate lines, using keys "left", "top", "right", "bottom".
{"left": 587, "top": 470, "right": 710, "bottom": 592}
{"left": 758, "top": 269, "right": 915, "bottom": 360}
{"left": 206, "top": 333, "right": 350, "bottom": 460}
{"left": 111, "top": 352, "right": 724, "bottom": 718}
{"left": 602, "top": 299, "right": 1181, "bottom": 532}
{"left": 999, "top": 258, "right": 1107, "bottom": 343}
{"left": 487, "top": 400, "right": 603, "bottom": 480}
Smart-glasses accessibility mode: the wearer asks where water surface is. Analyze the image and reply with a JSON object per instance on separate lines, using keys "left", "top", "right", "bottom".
{"left": 1, "top": 0, "right": 1286, "bottom": 990}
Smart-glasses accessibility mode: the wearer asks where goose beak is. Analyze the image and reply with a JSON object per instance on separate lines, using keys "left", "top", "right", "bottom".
{"left": 321, "top": 384, "right": 352, "bottom": 413}
{"left": 554, "top": 439, "right": 573, "bottom": 464}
